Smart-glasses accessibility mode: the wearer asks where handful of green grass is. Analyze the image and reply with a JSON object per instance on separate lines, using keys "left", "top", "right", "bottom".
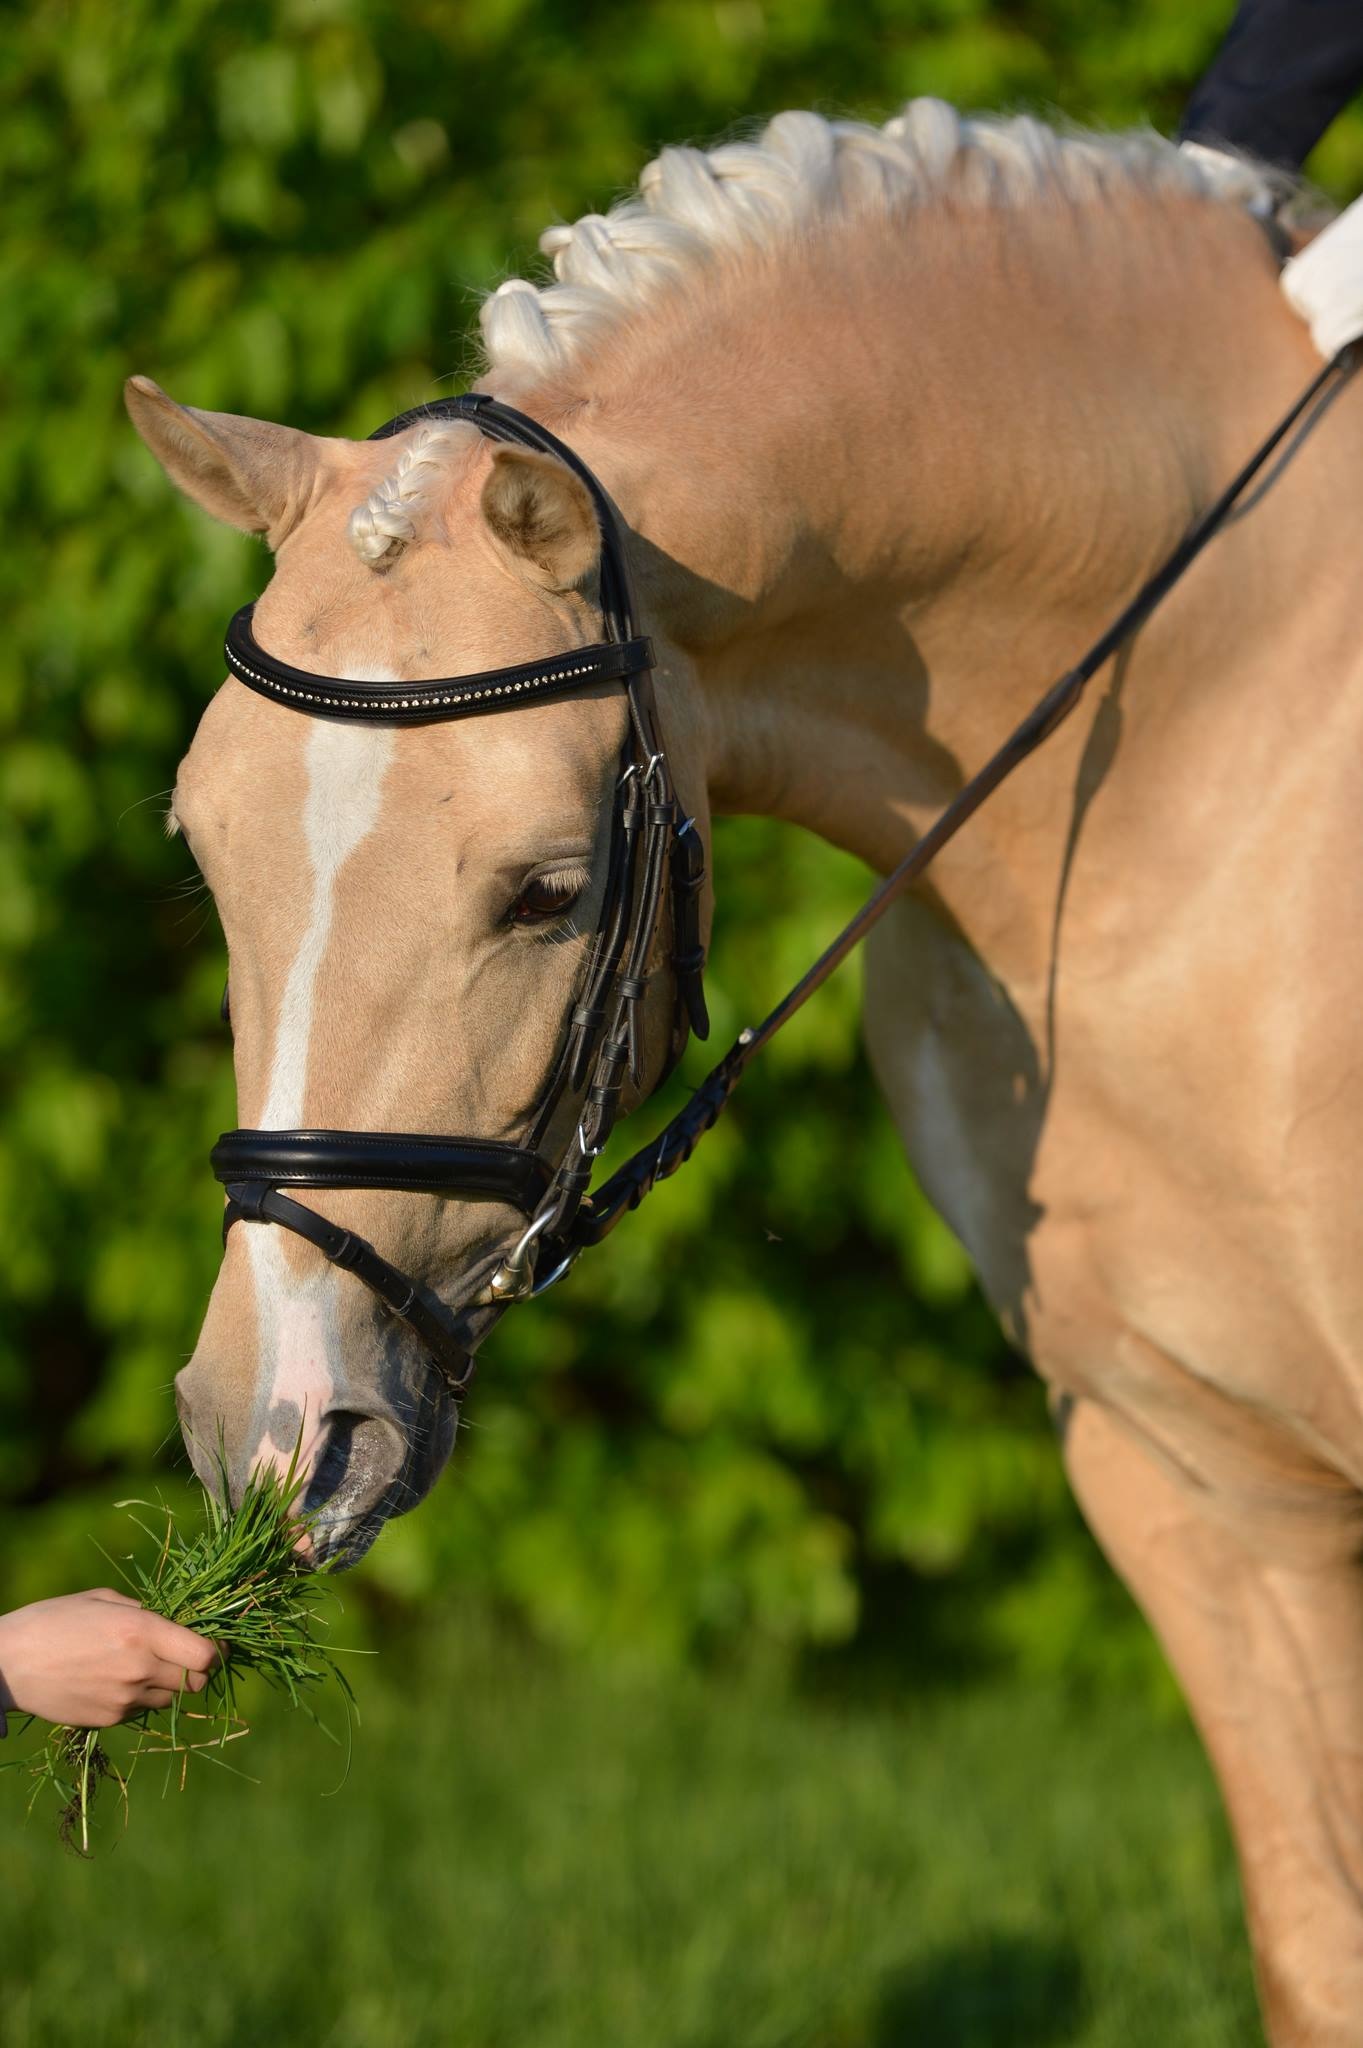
{"left": 4, "top": 1458, "right": 359, "bottom": 1855}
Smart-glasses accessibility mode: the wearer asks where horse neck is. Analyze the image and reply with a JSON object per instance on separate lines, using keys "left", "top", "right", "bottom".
{"left": 557, "top": 187, "right": 1356, "bottom": 990}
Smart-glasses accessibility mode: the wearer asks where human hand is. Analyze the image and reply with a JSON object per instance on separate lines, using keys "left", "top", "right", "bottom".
{"left": 0, "top": 1590, "right": 219, "bottom": 1728}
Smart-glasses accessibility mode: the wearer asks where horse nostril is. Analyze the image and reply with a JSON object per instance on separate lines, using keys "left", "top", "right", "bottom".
{"left": 295, "top": 1401, "right": 458, "bottom": 1569}
{"left": 304, "top": 1411, "right": 404, "bottom": 1515}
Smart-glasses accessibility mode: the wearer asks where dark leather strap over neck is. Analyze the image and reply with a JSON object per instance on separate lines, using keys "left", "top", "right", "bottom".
{"left": 544, "top": 342, "right": 1363, "bottom": 1272}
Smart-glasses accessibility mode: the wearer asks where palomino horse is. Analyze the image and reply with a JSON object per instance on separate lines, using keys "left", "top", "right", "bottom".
{"left": 128, "top": 102, "right": 1363, "bottom": 2045}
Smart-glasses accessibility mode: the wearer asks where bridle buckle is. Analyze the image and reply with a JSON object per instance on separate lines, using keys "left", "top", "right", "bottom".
{"left": 488, "top": 1208, "right": 556, "bottom": 1303}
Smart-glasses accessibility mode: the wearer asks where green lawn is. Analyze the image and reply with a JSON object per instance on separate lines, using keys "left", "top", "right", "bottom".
{"left": 1, "top": 1604, "right": 1260, "bottom": 2048}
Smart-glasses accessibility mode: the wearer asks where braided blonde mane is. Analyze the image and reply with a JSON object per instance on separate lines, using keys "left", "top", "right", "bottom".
{"left": 349, "top": 98, "right": 1278, "bottom": 562}
{"left": 479, "top": 99, "right": 1276, "bottom": 383}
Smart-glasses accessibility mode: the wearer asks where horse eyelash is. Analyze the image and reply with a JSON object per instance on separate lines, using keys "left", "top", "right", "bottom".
{"left": 529, "top": 911, "right": 587, "bottom": 949}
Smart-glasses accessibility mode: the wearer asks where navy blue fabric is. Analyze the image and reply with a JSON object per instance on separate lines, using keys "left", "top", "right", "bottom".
{"left": 1181, "top": 0, "right": 1363, "bottom": 171}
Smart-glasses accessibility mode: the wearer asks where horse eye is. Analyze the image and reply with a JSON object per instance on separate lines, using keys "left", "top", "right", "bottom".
{"left": 509, "top": 871, "right": 587, "bottom": 928}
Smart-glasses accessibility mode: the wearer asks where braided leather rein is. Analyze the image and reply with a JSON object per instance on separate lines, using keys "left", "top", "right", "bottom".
{"left": 544, "top": 343, "right": 1362, "bottom": 1265}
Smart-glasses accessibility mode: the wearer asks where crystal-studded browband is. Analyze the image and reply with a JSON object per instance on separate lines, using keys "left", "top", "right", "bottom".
{"left": 223, "top": 603, "right": 655, "bottom": 726}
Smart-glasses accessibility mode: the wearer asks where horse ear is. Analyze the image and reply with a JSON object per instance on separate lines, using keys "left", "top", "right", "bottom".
{"left": 123, "top": 375, "right": 329, "bottom": 546}
{"left": 480, "top": 446, "right": 600, "bottom": 591}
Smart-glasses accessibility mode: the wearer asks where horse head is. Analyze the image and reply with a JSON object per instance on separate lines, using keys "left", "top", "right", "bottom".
{"left": 128, "top": 375, "right": 709, "bottom": 1563}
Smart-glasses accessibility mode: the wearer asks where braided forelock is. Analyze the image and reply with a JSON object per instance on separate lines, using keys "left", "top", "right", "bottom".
{"left": 348, "top": 423, "right": 467, "bottom": 566}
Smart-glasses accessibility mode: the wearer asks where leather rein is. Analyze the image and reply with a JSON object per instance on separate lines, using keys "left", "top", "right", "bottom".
{"left": 209, "top": 348, "right": 1358, "bottom": 1398}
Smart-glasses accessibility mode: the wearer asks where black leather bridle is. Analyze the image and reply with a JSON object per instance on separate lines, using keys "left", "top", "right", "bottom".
{"left": 212, "top": 393, "right": 707, "bottom": 1392}
{"left": 208, "top": 347, "right": 1359, "bottom": 1402}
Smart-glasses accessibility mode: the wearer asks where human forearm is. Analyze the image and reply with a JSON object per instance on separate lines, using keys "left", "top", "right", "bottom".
{"left": 1181, "top": 0, "right": 1363, "bottom": 170}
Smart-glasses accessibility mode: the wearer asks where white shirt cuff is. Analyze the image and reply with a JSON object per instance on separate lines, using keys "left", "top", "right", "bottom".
{"left": 1281, "top": 194, "right": 1363, "bottom": 359}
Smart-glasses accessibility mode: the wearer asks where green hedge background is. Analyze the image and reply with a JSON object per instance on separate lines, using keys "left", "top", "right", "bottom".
{"left": 3, "top": 0, "right": 1360, "bottom": 1674}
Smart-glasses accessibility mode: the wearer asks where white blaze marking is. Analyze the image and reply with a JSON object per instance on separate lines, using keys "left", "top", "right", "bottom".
{"left": 261, "top": 714, "right": 395, "bottom": 1127}
{"left": 248, "top": 693, "right": 396, "bottom": 1483}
